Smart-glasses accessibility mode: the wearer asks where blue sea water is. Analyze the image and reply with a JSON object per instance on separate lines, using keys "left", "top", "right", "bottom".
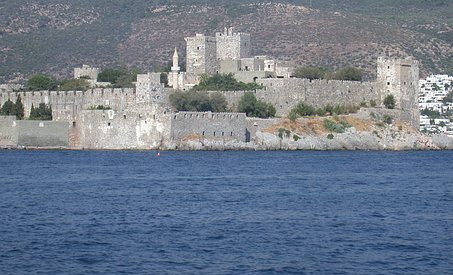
{"left": 0, "top": 150, "right": 452, "bottom": 274}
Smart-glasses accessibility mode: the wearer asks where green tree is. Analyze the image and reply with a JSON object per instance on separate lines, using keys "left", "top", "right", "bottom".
{"left": 193, "top": 73, "right": 263, "bottom": 91}
{"left": 97, "top": 68, "right": 140, "bottom": 88}
{"left": 209, "top": 92, "right": 228, "bottom": 112}
{"left": 384, "top": 94, "right": 396, "bottom": 109}
{"left": 238, "top": 92, "right": 275, "bottom": 118}
{"left": 26, "top": 75, "right": 58, "bottom": 91}
{"left": 237, "top": 92, "right": 257, "bottom": 116}
{"left": 169, "top": 91, "right": 228, "bottom": 112}
{"left": 29, "top": 103, "right": 52, "bottom": 120}
{"left": 97, "top": 68, "right": 128, "bottom": 83}
{"left": 328, "top": 67, "right": 363, "bottom": 81}
{"left": 0, "top": 99, "right": 15, "bottom": 116}
{"left": 14, "top": 95, "right": 24, "bottom": 119}
{"left": 293, "top": 67, "right": 326, "bottom": 80}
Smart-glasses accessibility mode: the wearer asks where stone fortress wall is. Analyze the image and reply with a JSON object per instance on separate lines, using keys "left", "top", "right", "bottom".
{"left": 171, "top": 112, "right": 247, "bottom": 143}
{"left": 0, "top": 88, "right": 138, "bottom": 121}
{"left": 212, "top": 78, "right": 379, "bottom": 116}
{"left": 73, "top": 108, "right": 171, "bottom": 150}
{"left": 0, "top": 27, "right": 421, "bottom": 149}
{"left": 0, "top": 116, "right": 68, "bottom": 148}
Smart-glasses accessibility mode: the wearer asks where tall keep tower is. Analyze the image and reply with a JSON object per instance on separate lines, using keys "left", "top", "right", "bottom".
{"left": 215, "top": 27, "right": 251, "bottom": 60}
{"left": 377, "top": 57, "right": 420, "bottom": 129}
{"left": 185, "top": 33, "right": 218, "bottom": 83}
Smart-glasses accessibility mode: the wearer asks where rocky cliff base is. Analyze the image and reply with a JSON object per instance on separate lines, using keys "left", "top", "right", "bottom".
{"left": 171, "top": 115, "right": 453, "bottom": 151}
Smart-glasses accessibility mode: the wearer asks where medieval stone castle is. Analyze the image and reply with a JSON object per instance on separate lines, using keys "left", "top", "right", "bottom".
{"left": 0, "top": 28, "right": 420, "bottom": 149}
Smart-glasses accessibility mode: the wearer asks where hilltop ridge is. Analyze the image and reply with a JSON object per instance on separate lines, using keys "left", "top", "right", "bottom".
{"left": 1, "top": 0, "right": 452, "bottom": 82}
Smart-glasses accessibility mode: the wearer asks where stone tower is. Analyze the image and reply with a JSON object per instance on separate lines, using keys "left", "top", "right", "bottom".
{"left": 185, "top": 33, "right": 218, "bottom": 84}
{"left": 136, "top": 73, "right": 163, "bottom": 103}
{"left": 215, "top": 27, "right": 251, "bottom": 60}
{"left": 377, "top": 57, "right": 420, "bottom": 129}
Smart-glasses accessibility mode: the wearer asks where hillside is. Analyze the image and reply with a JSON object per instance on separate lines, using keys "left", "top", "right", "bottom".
{"left": 0, "top": 0, "right": 452, "bottom": 83}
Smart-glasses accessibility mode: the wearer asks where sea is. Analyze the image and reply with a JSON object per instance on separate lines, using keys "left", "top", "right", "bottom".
{"left": 0, "top": 150, "right": 452, "bottom": 274}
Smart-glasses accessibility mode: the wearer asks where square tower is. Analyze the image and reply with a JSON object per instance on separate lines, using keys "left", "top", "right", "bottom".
{"left": 185, "top": 34, "right": 218, "bottom": 80}
{"left": 377, "top": 57, "right": 420, "bottom": 128}
{"left": 215, "top": 27, "right": 251, "bottom": 60}
{"left": 74, "top": 65, "right": 99, "bottom": 81}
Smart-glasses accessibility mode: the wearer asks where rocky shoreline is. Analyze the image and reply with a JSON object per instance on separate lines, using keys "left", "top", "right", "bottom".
{"left": 4, "top": 134, "right": 452, "bottom": 151}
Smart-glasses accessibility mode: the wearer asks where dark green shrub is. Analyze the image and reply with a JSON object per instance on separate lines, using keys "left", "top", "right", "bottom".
{"left": 327, "top": 133, "right": 334, "bottom": 139}
{"left": 383, "top": 115, "right": 393, "bottom": 125}
{"left": 59, "top": 79, "right": 91, "bottom": 91}
{"left": 293, "top": 134, "right": 300, "bottom": 141}
{"left": 193, "top": 73, "right": 263, "bottom": 91}
{"left": 170, "top": 91, "right": 227, "bottom": 112}
{"left": 324, "top": 119, "right": 352, "bottom": 133}
{"left": 26, "top": 75, "right": 58, "bottom": 91}
{"left": 29, "top": 103, "right": 52, "bottom": 120}
{"left": 278, "top": 128, "right": 286, "bottom": 139}
{"left": 370, "top": 99, "right": 377, "bottom": 107}
{"left": 293, "top": 67, "right": 327, "bottom": 80}
{"left": 384, "top": 95, "right": 396, "bottom": 109}
{"left": 0, "top": 96, "right": 24, "bottom": 119}
{"left": 238, "top": 92, "right": 275, "bottom": 118}
{"left": 328, "top": 67, "right": 363, "bottom": 81}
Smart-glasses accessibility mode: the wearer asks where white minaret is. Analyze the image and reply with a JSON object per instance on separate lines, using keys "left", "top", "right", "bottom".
{"left": 171, "top": 48, "right": 180, "bottom": 89}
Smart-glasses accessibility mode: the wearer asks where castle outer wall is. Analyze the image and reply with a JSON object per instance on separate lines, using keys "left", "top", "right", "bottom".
{"left": 208, "top": 78, "right": 380, "bottom": 116}
{"left": 171, "top": 112, "right": 247, "bottom": 143}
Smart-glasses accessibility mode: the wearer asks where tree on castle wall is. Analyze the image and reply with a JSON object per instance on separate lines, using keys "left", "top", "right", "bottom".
{"left": 0, "top": 96, "right": 24, "bottom": 120}
{"left": 29, "top": 103, "right": 52, "bottom": 121}
{"left": 238, "top": 92, "right": 276, "bottom": 118}
{"left": 97, "top": 68, "right": 140, "bottom": 88}
{"left": 293, "top": 67, "right": 327, "bottom": 80}
{"left": 193, "top": 73, "right": 263, "bottom": 91}
{"left": 293, "top": 67, "right": 363, "bottom": 81}
{"left": 169, "top": 91, "right": 228, "bottom": 112}
{"left": 14, "top": 96, "right": 24, "bottom": 120}
{"left": 59, "top": 78, "right": 91, "bottom": 91}
{"left": 327, "top": 67, "right": 363, "bottom": 81}
{"left": 26, "top": 75, "right": 58, "bottom": 91}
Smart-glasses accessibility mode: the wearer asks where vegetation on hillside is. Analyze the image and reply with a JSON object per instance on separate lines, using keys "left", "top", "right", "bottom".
{"left": 193, "top": 73, "right": 263, "bottom": 91}
{"left": 0, "top": 0, "right": 451, "bottom": 82}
